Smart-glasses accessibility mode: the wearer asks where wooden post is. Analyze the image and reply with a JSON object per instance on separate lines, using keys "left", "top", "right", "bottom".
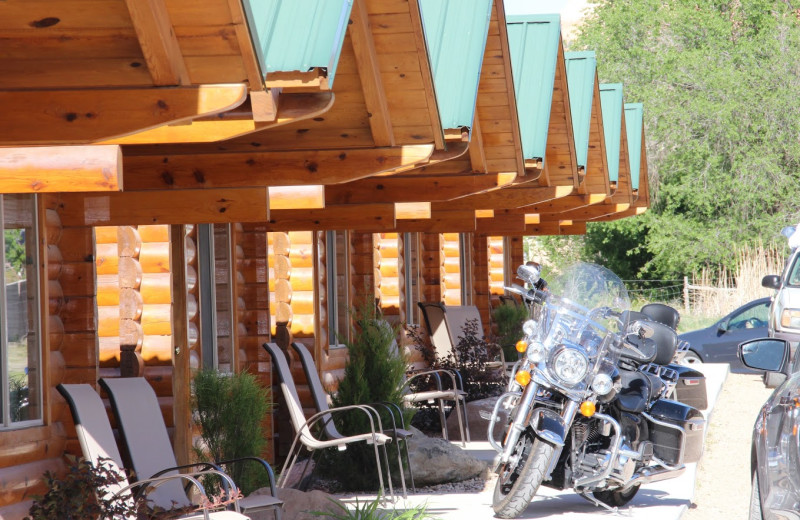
{"left": 170, "top": 225, "right": 191, "bottom": 467}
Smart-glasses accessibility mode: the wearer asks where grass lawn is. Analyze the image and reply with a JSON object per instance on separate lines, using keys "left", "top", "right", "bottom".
{"left": 7, "top": 341, "right": 29, "bottom": 380}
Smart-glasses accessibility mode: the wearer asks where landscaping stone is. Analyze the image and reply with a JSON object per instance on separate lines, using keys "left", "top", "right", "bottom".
{"left": 248, "top": 487, "right": 344, "bottom": 520}
{"left": 407, "top": 426, "right": 487, "bottom": 486}
{"left": 446, "top": 396, "right": 508, "bottom": 442}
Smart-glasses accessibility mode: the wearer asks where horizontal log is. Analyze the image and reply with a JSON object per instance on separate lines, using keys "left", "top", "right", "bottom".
{"left": 120, "top": 288, "right": 144, "bottom": 320}
{"left": 138, "top": 224, "right": 170, "bottom": 242}
{"left": 47, "top": 245, "right": 63, "bottom": 280}
{"left": 57, "top": 228, "right": 94, "bottom": 263}
{"left": 0, "top": 458, "right": 63, "bottom": 506}
{"left": 58, "top": 332, "right": 95, "bottom": 368}
{"left": 60, "top": 262, "right": 95, "bottom": 295}
{"left": 96, "top": 243, "right": 120, "bottom": 275}
{"left": 0, "top": 427, "right": 66, "bottom": 469}
{"left": 48, "top": 279, "right": 64, "bottom": 315}
{"left": 142, "top": 335, "right": 173, "bottom": 363}
{"left": 123, "top": 145, "right": 436, "bottom": 190}
{"left": 94, "top": 226, "right": 118, "bottom": 244}
{"left": 57, "top": 188, "right": 269, "bottom": 226}
{"left": 117, "top": 226, "right": 141, "bottom": 257}
{"left": 140, "top": 272, "right": 172, "bottom": 303}
{"left": 97, "top": 274, "right": 120, "bottom": 306}
{"left": 139, "top": 242, "right": 170, "bottom": 273}
{"left": 1, "top": 84, "right": 248, "bottom": 144}
{"left": 142, "top": 304, "right": 172, "bottom": 336}
{"left": 120, "top": 320, "right": 144, "bottom": 348}
{"left": 0, "top": 145, "right": 121, "bottom": 192}
{"left": 98, "top": 305, "right": 121, "bottom": 336}
{"left": 99, "top": 336, "right": 121, "bottom": 365}
{"left": 60, "top": 297, "right": 96, "bottom": 333}
{"left": 118, "top": 257, "right": 143, "bottom": 289}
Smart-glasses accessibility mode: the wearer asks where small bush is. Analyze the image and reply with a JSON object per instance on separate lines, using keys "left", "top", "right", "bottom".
{"left": 438, "top": 318, "right": 506, "bottom": 402}
{"left": 192, "top": 369, "right": 272, "bottom": 496}
{"left": 25, "top": 455, "right": 138, "bottom": 520}
{"left": 310, "top": 496, "right": 435, "bottom": 519}
{"left": 491, "top": 302, "right": 528, "bottom": 362}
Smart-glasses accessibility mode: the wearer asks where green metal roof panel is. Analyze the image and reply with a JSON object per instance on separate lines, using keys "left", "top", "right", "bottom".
{"left": 506, "top": 14, "right": 561, "bottom": 161}
{"left": 599, "top": 83, "right": 624, "bottom": 183}
{"left": 624, "top": 103, "right": 644, "bottom": 191}
{"left": 564, "top": 51, "right": 597, "bottom": 170}
{"left": 242, "top": 0, "right": 354, "bottom": 87}
{"left": 419, "top": 0, "right": 493, "bottom": 129}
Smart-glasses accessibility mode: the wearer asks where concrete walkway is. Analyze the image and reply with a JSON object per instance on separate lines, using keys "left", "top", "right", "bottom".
{"left": 340, "top": 363, "right": 728, "bottom": 520}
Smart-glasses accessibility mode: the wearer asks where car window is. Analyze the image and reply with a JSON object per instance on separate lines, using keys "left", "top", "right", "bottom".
{"left": 787, "top": 255, "right": 800, "bottom": 286}
{"left": 728, "top": 302, "right": 770, "bottom": 330}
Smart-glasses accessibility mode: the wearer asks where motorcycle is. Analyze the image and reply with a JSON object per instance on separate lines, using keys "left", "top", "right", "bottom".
{"left": 488, "top": 262, "right": 705, "bottom": 518}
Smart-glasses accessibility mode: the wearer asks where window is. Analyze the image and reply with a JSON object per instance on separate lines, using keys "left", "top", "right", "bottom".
{"left": 728, "top": 301, "right": 770, "bottom": 330}
{"left": 325, "top": 230, "right": 350, "bottom": 347}
{"left": 197, "top": 223, "right": 235, "bottom": 372}
{"left": 403, "top": 232, "right": 420, "bottom": 326}
{"left": 1, "top": 194, "right": 41, "bottom": 428}
{"left": 459, "top": 233, "right": 473, "bottom": 305}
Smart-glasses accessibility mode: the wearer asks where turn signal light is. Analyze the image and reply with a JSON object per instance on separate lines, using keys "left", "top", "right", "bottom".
{"left": 515, "top": 340, "right": 528, "bottom": 353}
{"left": 515, "top": 370, "right": 531, "bottom": 387}
{"left": 579, "top": 401, "right": 596, "bottom": 417}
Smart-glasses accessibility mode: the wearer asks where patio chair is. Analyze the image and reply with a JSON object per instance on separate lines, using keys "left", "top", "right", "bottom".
{"left": 442, "top": 304, "right": 505, "bottom": 369}
{"left": 262, "top": 342, "right": 394, "bottom": 500}
{"left": 289, "top": 341, "right": 414, "bottom": 497}
{"left": 56, "top": 383, "right": 248, "bottom": 520}
{"left": 98, "top": 377, "right": 283, "bottom": 520}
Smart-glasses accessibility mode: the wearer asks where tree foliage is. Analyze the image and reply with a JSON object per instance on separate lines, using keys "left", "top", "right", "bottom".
{"left": 571, "top": 0, "right": 800, "bottom": 278}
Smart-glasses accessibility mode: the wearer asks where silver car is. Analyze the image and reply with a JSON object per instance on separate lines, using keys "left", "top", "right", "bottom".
{"left": 761, "top": 247, "right": 800, "bottom": 386}
{"left": 739, "top": 338, "right": 800, "bottom": 520}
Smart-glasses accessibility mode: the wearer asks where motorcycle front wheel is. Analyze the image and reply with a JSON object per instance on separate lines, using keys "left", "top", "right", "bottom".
{"left": 492, "top": 432, "right": 555, "bottom": 518}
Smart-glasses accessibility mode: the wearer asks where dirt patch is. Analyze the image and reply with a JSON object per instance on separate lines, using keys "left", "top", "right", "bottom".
{"left": 684, "top": 372, "right": 774, "bottom": 519}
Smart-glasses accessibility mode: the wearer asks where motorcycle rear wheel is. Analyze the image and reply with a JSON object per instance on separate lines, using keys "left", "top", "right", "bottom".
{"left": 592, "top": 485, "right": 640, "bottom": 507}
{"left": 492, "top": 433, "right": 555, "bottom": 518}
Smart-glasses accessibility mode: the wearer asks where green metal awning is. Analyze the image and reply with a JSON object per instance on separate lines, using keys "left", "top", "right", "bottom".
{"left": 506, "top": 14, "right": 561, "bottom": 161}
{"left": 624, "top": 103, "right": 643, "bottom": 191}
{"left": 419, "top": 0, "right": 493, "bottom": 130}
{"left": 599, "top": 83, "right": 624, "bottom": 183}
{"left": 241, "top": 0, "right": 354, "bottom": 87}
{"left": 564, "top": 51, "right": 597, "bottom": 171}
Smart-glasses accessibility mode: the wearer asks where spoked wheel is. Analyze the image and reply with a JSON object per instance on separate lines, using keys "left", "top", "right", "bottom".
{"left": 592, "top": 484, "right": 640, "bottom": 507}
{"left": 492, "top": 432, "right": 555, "bottom": 518}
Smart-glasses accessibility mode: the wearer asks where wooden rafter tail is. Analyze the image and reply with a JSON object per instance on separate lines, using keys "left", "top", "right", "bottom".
{"left": 435, "top": 185, "right": 574, "bottom": 212}
{"left": 380, "top": 141, "right": 470, "bottom": 177}
{"left": 124, "top": 0, "right": 189, "bottom": 86}
{"left": 393, "top": 209, "right": 477, "bottom": 233}
{"left": 122, "top": 144, "right": 436, "bottom": 190}
{"left": 0, "top": 85, "right": 248, "bottom": 146}
{"left": 267, "top": 203, "right": 395, "bottom": 231}
{"left": 0, "top": 145, "right": 122, "bottom": 193}
{"left": 106, "top": 92, "right": 334, "bottom": 145}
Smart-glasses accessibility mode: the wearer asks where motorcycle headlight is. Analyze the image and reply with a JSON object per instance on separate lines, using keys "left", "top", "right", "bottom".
{"left": 591, "top": 373, "right": 613, "bottom": 395}
{"left": 552, "top": 348, "right": 589, "bottom": 385}
{"left": 526, "top": 340, "right": 545, "bottom": 363}
{"left": 522, "top": 319, "right": 537, "bottom": 336}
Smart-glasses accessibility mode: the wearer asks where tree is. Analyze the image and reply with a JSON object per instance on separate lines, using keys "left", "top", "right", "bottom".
{"left": 571, "top": 0, "right": 800, "bottom": 278}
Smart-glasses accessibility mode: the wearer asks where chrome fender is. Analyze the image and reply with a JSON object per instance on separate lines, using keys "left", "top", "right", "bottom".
{"left": 530, "top": 407, "right": 568, "bottom": 446}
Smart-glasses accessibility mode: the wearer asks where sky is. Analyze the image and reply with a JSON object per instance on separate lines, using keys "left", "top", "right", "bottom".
{"left": 504, "top": 0, "right": 593, "bottom": 41}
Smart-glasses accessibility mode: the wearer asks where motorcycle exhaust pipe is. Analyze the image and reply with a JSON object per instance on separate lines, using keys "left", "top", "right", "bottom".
{"left": 624, "top": 464, "right": 686, "bottom": 490}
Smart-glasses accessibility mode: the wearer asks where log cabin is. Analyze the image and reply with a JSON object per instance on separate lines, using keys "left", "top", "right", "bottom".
{"left": 0, "top": 0, "right": 651, "bottom": 516}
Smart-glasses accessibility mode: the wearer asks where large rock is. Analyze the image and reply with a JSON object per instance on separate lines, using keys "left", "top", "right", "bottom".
{"left": 407, "top": 426, "right": 487, "bottom": 486}
{"left": 247, "top": 487, "right": 344, "bottom": 520}
{"left": 446, "top": 396, "right": 509, "bottom": 442}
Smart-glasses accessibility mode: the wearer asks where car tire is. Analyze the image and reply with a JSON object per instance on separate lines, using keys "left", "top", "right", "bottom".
{"left": 749, "top": 471, "right": 763, "bottom": 520}
{"left": 763, "top": 371, "right": 786, "bottom": 389}
{"left": 681, "top": 351, "right": 703, "bottom": 366}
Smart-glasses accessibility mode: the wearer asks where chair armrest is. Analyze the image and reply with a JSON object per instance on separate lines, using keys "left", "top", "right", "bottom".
{"left": 404, "top": 370, "right": 443, "bottom": 391}
{"left": 126, "top": 469, "right": 241, "bottom": 513}
{"left": 215, "top": 456, "right": 278, "bottom": 497}
{"left": 302, "top": 404, "right": 387, "bottom": 442}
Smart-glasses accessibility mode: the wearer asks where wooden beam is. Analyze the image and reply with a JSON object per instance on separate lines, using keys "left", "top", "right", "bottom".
{"left": 555, "top": 203, "right": 631, "bottom": 221}
{"left": 122, "top": 144, "right": 436, "bottom": 189}
{"left": 522, "top": 221, "right": 587, "bottom": 236}
{"left": 57, "top": 188, "right": 269, "bottom": 227}
{"left": 0, "top": 145, "right": 122, "bottom": 193}
{"left": 124, "top": 0, "right": 190, "bottom": 86}
{"left": 434, "top": 185, "right": 574, "bottom": 211}
{"left": 395, "top": 202, "right": 431, "bottom": 219}
{"left": 468, "top": 115, "right": 488, "bottom": 173}
{"left": 170, "top": 223, "right": 191, "bottom": 466}
{"left": 267, "top": 203, "right": 395, "bottom": 231}
{"left": 249, "top": 89, "right": 281, "bottom": 122}
{"left": 105, "top": 93, "right": 334, "bottom": 145}
{"left": 393, "top": 209, "right": 477, "bottom": 233}
{"left": 519, "top": 192, "right": 608, "bottom": 214}
{"left": 268, "top": 186, "right": 325, "bottom": 210}
{"left": 325, "top": 171, "right": 516, "bottom": 204}
{"left": 475, "top": 211, "right": 526, "bottom": 235}
{"left": 0, "top": 85, "right": 248, "bottom": 145}
{"left": 225, "top": 0, "right": 267, "bottom": 90}
{"left": 349, "top": 0, "right": 394, "bottom": 146}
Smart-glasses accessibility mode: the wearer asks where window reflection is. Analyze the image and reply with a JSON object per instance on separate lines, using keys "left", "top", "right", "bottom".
{"left": 2, "top": 194, "right": 41, "bottom": 426}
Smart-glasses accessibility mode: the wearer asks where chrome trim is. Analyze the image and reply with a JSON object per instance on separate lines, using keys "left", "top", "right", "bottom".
{"left": 574, "top": 412, "right": 622, "bottom": 489}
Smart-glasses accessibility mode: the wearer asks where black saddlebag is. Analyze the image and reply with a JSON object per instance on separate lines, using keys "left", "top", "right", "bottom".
{"left": 668, "top": 363, "right": 708, "bottom": 411}
{"left": 646, "top": 399, "right": 705, "bottom": 465}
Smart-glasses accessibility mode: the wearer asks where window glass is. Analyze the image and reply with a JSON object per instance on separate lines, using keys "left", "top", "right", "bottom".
{"left": 788, "top": 257, "right": 800, "bottom": 286}
{"left": 326, "top": 230, "right": 350, "bottom": 347}
{"left": 2, "top": 194, "right": 41, "bottom": 426}
{"left": 728, "top": 301, "right": 770, "bottom": 330}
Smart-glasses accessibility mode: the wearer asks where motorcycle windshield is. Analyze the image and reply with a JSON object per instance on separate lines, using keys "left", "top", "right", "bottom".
{"left": 532, "top": 263, "right": 630, "bottom": 396}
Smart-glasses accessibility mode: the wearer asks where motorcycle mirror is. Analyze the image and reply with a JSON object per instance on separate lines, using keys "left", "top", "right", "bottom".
{"left": 517, "top": 263, "right": 541, "bottom": 285}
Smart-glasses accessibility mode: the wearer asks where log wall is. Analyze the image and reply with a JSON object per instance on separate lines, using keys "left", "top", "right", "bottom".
{"left": 442, "top": 233, "right": 461, "bottom": 306}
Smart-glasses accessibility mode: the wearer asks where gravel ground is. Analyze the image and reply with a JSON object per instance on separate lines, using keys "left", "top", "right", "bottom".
{"left": 683, "top": 371, "right": 775, "bottom": 519}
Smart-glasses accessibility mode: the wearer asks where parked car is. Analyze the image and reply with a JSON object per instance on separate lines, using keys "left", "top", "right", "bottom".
{"left": 738, "top": 337, "right": 800, "bottom": 520}
{"left": 761, "top": 247, "right": 800, "bottom": 386}
{"left": 677, "top": 297, "right": 770, "bottom": 372}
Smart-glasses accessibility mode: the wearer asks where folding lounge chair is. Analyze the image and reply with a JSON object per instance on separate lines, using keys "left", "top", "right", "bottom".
{"left": 262, "top": 342, "right": 394, "bottom": 500}
{"left": 98, "top": 377, "right": 283, "bottom": 520}
{"left": 56, "top": 383, "right": 247, "bottom": 520}
{"left": 289, "top": 341, "right": 415, "bottom": 497}
{"left": 442, "top": 305, "right": 506, "bottom": 369}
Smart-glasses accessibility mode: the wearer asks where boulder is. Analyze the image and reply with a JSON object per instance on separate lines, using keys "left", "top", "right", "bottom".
{"left": 407, "top": 426, "right": 487, "bottom": 486}
{"left": 446, "top": 396, "right": 509, "bottom": 442}
{"left": 247, "top": 487, "right": 344, "bottom": 520}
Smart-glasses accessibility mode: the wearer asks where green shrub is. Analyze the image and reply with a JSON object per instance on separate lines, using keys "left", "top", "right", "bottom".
{"left": 319, "top": 302, "right": 411, "bottom": 490}
{"left": 310, "top": 496, "right": 436, "bottom": 519}
{"left": 491, "top": 301, "right": 528, "bottom": 362}
{"left": 192, "top": 369, "right": 271, "bottom": 496}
